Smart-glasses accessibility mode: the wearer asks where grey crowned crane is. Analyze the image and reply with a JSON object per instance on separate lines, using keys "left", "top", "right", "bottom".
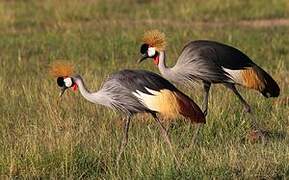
{"left": 138, "top": 30, "right": 280, "bottom": 128}
{"left": 50, "top": 62, "right": 205, "bottom": 164}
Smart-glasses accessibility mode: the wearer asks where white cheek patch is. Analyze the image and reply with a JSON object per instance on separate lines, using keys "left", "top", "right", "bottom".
{"left": 64, "top": 78, "right": 73, "bottom": 87}
{"left": 147, "top": 47, "right": 156, "bottom": 57}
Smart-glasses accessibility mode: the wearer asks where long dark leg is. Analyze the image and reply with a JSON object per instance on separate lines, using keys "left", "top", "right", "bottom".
{"left": 189, "top": 123, "right": 203, "bottom": 149}
{"left": 189, "top": 81, "right": 209, "bottom": 145}
{"left": 224, "top": 83, "right": 261, "bottom": 128}
{"left": 224, "top": 84, "right": 266, "bottom": 142}
{"left": 151, "top": 113, "right": 180, "bottom": 167}
{"left": 116, "top": 116, "right": 131, "bottom": 164}
{"left": 224, "top": 83, "right": 251, "bottom": 113}
{"left": 202, "top": 81, "right": 211, "bottom": 116}
{"left": 152, "top": 113, "right": 173, "bottom": 151}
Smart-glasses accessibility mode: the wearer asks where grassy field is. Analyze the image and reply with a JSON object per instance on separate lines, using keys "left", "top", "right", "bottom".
{"left": 0, "top": 0, "right": 289, "bottom": 178}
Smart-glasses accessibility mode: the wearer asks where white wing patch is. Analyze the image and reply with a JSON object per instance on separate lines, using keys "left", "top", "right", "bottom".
{"left": 222, "top": 67, "right": 242, "bottom": 84}
{"left": 132, "top": 87, "right": 161, "bottom": 112}
{"left": 145, "top": 87, "right": 159, "bottom": 95}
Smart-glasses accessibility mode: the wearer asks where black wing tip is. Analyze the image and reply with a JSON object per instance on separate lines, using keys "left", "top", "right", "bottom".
{"left": 254, "top": 66, "right": 280, "bottom": 98}
{"left": 261, "top": 88, "right": 280, "bottom": 98}
{"left": 261, "top": 81, "right": 280, "bottom": 98}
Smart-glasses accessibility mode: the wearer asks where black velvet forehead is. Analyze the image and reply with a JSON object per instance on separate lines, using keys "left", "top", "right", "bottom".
{"left": 140, "top": 43, "right": 149, "bottom": 54}
{"left": 57, "top": 77, "right": 64, "bottom": 87}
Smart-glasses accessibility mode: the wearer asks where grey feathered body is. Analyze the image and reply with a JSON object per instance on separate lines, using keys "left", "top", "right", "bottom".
{"left": 74, "top": 69, "right": 180, "bottom": 116}
{"left": 73, "top": 69, "right": 205, "bottom": 123}
{"left": 93, "top": 76, "right": 147, "bottom": 115}
{"left": 173, "top": 42, "right": 227, "bottom": 83}
{"left": 159, "top": 40, "right": 279, "bottom": 97}
{"left": 166, "top": 40, "right": 243, "bottom": 85}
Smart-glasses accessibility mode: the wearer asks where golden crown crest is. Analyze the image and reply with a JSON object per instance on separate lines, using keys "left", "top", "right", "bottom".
{"left": 143, "top": 29, "right": 167, "bottom": 51}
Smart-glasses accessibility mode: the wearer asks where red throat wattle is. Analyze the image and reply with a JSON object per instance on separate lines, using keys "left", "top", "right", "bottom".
{"left": 153, "top": 56, "right": 159, "bottom": 65}
{"left": 72, "top": 84, "right": 78, "bottom": 91}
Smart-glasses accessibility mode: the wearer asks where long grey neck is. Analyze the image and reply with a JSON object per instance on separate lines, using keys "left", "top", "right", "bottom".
{"left": 74, "top": 76, "right": 110, "bottom": 107}
{"left": 157, "top": 51, "right": 176, "bottom": 82}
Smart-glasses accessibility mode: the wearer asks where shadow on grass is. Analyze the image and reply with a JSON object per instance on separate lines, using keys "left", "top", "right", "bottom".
{"left": 245, "top": 129, "right": 287, "bottom": 143}
{"left": 263, "top": 130, "right": 287, "bottom": 141}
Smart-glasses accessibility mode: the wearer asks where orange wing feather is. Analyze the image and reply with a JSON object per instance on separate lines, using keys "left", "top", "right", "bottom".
{"left": 241, "top": 67, "right": 265, "bottom": 91}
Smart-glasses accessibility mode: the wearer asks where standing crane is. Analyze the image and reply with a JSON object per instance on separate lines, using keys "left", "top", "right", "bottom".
{"left": 138, "top": 30, "right": 280, "bottom": 129}
{"left": 50, "top": 62, "right": 205, "bottom": 164}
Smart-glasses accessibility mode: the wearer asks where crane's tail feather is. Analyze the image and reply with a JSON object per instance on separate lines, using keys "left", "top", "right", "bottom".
{"left": 175, "top": 92, "right": 206, "bottom": 124}
{"left": 223, "top": 65, "right": 280, "bottom": 98}
{"left": 254, "top": 66, "right": 280, "bottom": 98}
{"left": 233, "top": 65, "right": 280, "bottom": 98}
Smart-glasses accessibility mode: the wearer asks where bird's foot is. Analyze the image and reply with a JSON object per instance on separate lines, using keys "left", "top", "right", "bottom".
{"left": 244, "top": 105, "right": 251, "bottom": 113}
{"left": 247, "top": 129, "right": 267, "bottom": 143}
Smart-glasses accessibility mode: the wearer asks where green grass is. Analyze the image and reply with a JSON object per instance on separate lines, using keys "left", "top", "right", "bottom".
{"left": 0, "top": 0, "right": 289, "bottom": 178}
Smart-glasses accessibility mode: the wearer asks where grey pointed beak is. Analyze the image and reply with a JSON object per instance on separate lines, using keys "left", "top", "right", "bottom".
{"left": 59, "top": 86, "right": 68, "bottom": 97}
{"left": 138, "top": 55, "right": 148, "bottom": 64}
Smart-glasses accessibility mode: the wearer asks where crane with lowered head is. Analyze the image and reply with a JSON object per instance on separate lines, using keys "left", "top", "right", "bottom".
{"left": 138, "top": 30, "right": 280, "bottom": 131}
{"left": 50, "top": 62, "right": 205, "bottom": 164}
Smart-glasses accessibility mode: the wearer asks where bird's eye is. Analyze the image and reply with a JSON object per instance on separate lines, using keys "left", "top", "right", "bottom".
{"left": 140, "top": 44, "right": 149, "bottom": 54}
{"left": 57, "top": 77, "right": 65, "bottom": 87}
{"left": 64, "top": 77, "right": 73, "bottom": 87}
{"left": 147, "top": 47, "right": 156, "bottom": 57}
